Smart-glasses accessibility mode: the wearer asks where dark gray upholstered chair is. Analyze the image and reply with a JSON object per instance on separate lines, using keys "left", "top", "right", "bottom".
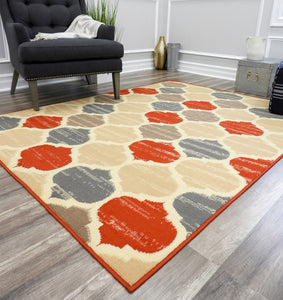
{"left": 0, "top": 0, "right": 124, "bottom": 110}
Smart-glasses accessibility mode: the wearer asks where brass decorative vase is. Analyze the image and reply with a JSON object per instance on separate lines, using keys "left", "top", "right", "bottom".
{"left": 154, "top": 36, "right": 167, "bottom": 70}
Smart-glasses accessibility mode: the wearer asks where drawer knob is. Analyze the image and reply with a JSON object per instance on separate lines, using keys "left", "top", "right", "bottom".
{"left": 247, "top": 71, "right": 259, "bottom": 82}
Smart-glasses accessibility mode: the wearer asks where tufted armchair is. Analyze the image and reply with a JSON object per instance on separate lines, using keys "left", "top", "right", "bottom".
{"left": 0, "top": 0, "right": 124, "bottom": 110}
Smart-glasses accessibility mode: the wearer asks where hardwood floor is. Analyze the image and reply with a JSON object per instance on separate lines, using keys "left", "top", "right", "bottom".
{"left": 0, "top": 70, "right": 282, "bottom": 300}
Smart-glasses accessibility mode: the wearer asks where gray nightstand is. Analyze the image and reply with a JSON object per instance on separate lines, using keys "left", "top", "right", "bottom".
{"left": 234, "top": 58, "right": 281, "bottom": 98}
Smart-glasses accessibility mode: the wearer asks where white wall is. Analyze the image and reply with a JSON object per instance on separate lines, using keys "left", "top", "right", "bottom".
{"left": 115, "top": 0, "right": 158, "bottom": 73}
{"left": 166, "top": 0, "right": 281, "bottom": 80}
{"left": 0, "top": 0, "right": 282, "bottom": 91}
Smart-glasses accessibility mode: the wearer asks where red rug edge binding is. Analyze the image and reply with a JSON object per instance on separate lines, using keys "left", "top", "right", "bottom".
{"left": 1, "top": 154, "right": 282, "bottom": 292}
{"left": 130, "top": 153, "right": 283, "bottom": 291}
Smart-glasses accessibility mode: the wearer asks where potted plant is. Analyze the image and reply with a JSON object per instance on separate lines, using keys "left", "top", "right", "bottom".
{"left": 86, "top": 0, "right": 119, "bottom": 28}
{"left": 85, "top": 0, "right": 120, "bottom": 83}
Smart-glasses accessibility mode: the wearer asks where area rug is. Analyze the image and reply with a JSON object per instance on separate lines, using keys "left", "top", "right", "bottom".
{"left": 0, "top": 81, "right": 282, "bottom": 291}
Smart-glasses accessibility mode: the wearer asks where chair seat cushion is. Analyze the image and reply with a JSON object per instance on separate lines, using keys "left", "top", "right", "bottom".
{"left": 19, "top": 38, "right": 124, "bottom": 63}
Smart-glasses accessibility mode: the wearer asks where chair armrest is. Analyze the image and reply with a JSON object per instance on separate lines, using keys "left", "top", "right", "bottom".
{"left": 97, "top": 24, "right": 115, "bottom": 40}
{"left": 6, "top": 23, "right": 30, "bottom": 44}
{"left": 4, "top": 23, "right": 30, "bottom": 65}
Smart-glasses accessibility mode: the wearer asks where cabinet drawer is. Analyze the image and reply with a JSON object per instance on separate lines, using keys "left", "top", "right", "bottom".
{"left": 235, "top": 59, "right": 281, "bottom": 98}
{"left": 235, "top": 65, "right": 271, "bottom": 97}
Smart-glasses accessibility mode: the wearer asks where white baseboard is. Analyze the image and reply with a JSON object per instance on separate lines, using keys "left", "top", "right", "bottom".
{"left": 0, "top": 73, "right": 79, "bottom": 92}
{"left": 0, "top": 74, "right": 13, "bottom": 92}
{"left": 0, "top": 57, "right": 237, "bottom": 91}
{"left": 97, "top": 59, "right": 155, "bottom": 84}
{"left": 122, "top": 58, "right": 154, "bottom": 73}
{"left": 0, "top": 58, "right": 155, "bottom": 91}
{"left": 178, "top": 60, "right": 237, "bottom": 81}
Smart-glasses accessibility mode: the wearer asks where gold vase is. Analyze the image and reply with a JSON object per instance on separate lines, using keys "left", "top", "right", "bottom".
{"left": 154, "top": 36, "right": 167, "bottom": 70}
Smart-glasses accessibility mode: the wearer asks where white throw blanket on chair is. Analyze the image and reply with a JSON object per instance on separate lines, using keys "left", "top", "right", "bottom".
{"left": 31, "top": 15, "right": 104, "bottom": 41}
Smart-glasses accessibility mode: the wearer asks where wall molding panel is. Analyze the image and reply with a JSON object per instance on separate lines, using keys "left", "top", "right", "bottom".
{"left": 0, "top": 18, "right": 9, "bottom": 63}
{"left": 153, "top": 0, "right": 160, "bottom": 44}
{"left": 166, "top": 0, "right": 185, "bottom": 43}
{"left": 255, "top": 0, "right": 266, "bottom": 36}
{"left": 265, "top": 35, "right": 283, "bottom": 58}
{"left": 117, "top": 0, "right": 159, "bottom": 53}
{"left": 270, "top": 0, "right": 283, "bottom": 27}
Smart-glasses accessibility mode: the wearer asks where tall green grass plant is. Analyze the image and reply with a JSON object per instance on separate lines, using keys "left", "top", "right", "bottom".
{"left": 86, "top": 0, "right": 119, "bottom": 26}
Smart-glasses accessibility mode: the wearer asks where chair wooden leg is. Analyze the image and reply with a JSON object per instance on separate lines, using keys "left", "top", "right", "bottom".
{"left": 28, "top": 80, "right": 39, "bottom": 111}
{"left": 112, "top": 72, "right": 120, "bottom": 99}
{"left": 10, "top": 69, "right": 19, "bottom": 95}
{"left": 85, "top": 74, "right": 97, "bottom": 85}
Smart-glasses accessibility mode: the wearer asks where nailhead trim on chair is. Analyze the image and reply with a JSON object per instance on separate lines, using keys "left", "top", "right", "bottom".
{"left": 26, "top": 70, "right": 122, "bottom": 81}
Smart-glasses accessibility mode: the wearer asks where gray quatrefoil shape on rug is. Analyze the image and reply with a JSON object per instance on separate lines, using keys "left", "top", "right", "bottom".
{"left": 0, "top": 116, "right": 21, "bottom": 131}
{"left": 51, "top": 166, "right": 115, "bottom": 203}
{"left": 179, "top": 138, "right": 230, "bottom": 160}
{"left": 173, "top": 192, "right": 230, "bottom": 235}
{"left": 47, "top": 128, "right": 90, "bottom": 145}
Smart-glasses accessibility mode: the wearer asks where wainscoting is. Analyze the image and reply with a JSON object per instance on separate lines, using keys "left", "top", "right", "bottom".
{"left": 0, "top": 0, "right": 282, "bottom": 91}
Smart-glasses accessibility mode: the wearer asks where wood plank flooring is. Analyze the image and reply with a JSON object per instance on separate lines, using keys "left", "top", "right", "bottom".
{"left": 0, "top": 70, "right": 282, "bottom": 300}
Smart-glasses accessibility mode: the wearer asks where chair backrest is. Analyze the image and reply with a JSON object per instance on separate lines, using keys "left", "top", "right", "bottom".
{"left": 2, "top": 0, "right": 87, "bottom": 38}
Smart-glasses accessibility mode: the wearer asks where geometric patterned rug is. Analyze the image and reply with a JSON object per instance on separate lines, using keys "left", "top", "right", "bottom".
{"left": 0, "top": 81, "right": 282, "bottom": 292}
